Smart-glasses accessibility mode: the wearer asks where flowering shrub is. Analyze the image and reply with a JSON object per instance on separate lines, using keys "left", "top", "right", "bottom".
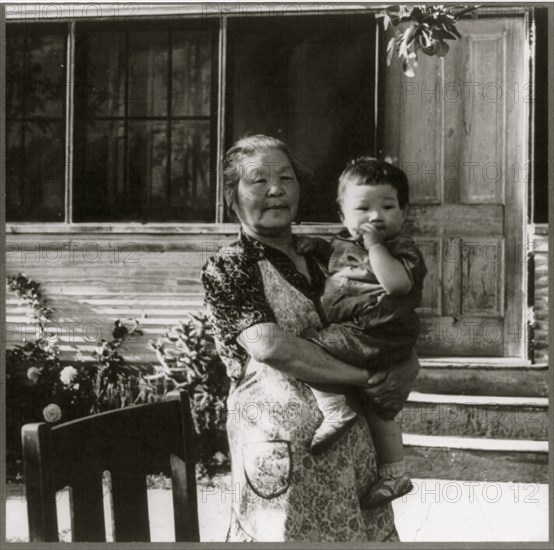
{"left": 6, "top": 274, "right": 63, "bottom": 480}
{"left": 147, "top": 313, "right": 230, "bottom": 476}
{"left": 6, "top": 274, "right": 230, "bottom": 481}
{"left": 6, "top": 275, "right": 149, "bottom": 480}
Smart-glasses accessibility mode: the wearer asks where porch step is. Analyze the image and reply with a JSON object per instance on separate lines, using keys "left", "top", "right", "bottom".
{"left": 414, "top": 360, "right": 548, "bottom": 397}
{"left": 404, "top": 445, "right": 548, "bottom": 483}
{"left": 419, "top": 357, "right": 542, "bottom": 367}
{"left": 400, "top": 392, "right": 548, "bottom": 440}
{"left": 401, "top": 391, "right": 548, "bottom": 483}
{"left": 403, "top": 433, "right": 547, "bottom": 453}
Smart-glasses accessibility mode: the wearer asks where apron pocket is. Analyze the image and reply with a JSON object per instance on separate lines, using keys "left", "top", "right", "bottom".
{"left": 242, "top": 440, "right": 292, "bottom": 499}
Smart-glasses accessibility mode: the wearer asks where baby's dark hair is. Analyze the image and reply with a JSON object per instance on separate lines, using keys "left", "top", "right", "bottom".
{"left": 337, "top": 156, "right": 409, "bottom": 209}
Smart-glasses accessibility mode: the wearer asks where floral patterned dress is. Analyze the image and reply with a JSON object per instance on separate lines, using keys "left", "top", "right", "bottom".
{"left": 201, "top": 230, "right": 398, "bottom": 542}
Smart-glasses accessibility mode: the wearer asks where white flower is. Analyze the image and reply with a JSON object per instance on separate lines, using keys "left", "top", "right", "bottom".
{"left": 27, "top": 367, "right": 41, "bottom": 383}
{"left": 59, "top": 366, "right": 78, "bottom": 385}
{"left": 43, "top": 403, "right": 62, "bottom": 423}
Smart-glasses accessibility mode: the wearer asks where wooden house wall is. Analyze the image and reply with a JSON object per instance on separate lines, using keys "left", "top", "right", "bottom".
{"left": 5, "top": 226, "right": 549, "bottom": 369}
{"left": 532, "top": 226, "right": 549, "bottom": 364}
{"left": 5, "top": 232, "right": 239, "bottom": 367}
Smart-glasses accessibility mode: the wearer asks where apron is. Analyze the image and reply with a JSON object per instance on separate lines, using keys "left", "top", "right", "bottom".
{"left": 225, "top": 259, "right": 398, "bottom": 542}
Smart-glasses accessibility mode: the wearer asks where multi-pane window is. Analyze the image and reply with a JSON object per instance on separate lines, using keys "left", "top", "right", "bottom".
{"left": 5, "top": 15, "right": 378, "bottom": 224}
{"left": 73, "top": 21, "right": 217, "bottom": 222}
{"left": 6, "top": 24, "right": 67, "bottom": 222}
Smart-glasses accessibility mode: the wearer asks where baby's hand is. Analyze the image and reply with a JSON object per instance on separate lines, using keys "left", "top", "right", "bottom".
{"left": 358, "top": 223, "right": 384, "bottom": 249}
{"left": 296, "top": 236, "right": 329, "bottom": 255}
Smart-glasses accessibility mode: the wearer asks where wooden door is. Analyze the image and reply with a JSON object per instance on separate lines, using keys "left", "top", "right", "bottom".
{"left": 383, "top": 17, "right": 528, "bottom": 357}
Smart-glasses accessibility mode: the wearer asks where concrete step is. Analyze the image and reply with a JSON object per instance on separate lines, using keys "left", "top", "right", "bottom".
{"left": 400, "top": 390, "right": 549, "bottom": 483}
{"left": 415, "top": 359, "right": 548, "bottom": 397}
{"left": 400, "top": 392, "right": 548, "bottom": 440}
{"left": 405, "top": 444, "right": 548, "bottom": 483}
{"left": 403, "top": 433, "right": 547, "bottom": 453}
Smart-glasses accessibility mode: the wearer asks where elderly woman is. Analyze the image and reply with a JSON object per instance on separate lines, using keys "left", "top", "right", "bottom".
{"left": 201, "top": 135, "right": 419, "bottom": 542}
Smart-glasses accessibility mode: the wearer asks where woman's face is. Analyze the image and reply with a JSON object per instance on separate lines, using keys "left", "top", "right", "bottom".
{"left": 234, "top": 148, "right": 300, "bottom": 237}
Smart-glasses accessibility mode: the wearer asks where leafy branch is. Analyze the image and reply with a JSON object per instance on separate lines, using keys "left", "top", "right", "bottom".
{"left": 378, "top": 4, "right": 480, "bottom": 76}
{"left": 7, "top": 273, "right": 53, "bottom": 335}
{"left": 147, "top": 312, "right": 230, "bottom": 474}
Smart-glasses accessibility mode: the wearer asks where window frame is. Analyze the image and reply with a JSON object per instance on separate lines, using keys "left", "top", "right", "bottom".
{"left": 3, "top": 6, "right": 383, "bottom": 232}
{"left": 5, "top": 4, "right": 535, "bottom": 233}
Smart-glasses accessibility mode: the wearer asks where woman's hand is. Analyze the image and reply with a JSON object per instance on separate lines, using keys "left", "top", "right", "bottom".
{"left": 295, "top": 236, "right": 332, "bottom": 265}
{"left": 361, "top": 350, "right": 420, "bottom": 419}
{"left": 296, "top": 236, "right": 330, "bottom": 255}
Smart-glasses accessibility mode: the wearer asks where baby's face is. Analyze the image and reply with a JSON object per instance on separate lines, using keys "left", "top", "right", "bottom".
{"left": 340, "top": 180, "right": 405, "bottom": 241}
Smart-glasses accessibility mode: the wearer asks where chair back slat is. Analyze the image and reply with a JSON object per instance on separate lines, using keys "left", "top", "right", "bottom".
{"left": 171, "top": 453, "right": 198, "bottom": 541}
{"left": 110, "top": 468, "right": 150, "bottom": 541}
{"left": 70, "top": 472, "right": 106, "bottom": 542}
{"left": 22, "top": 391, "right": 199, "bottom": 542}
{"left": 174, "top": 392, "right": 200, "bottom": 541}
{"left": 22, "top": 424, "right": 59, "bottom": 542}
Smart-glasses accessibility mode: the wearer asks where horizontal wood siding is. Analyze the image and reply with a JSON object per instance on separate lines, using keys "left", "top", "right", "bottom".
{"left": 532, "top": 230, "right": 549, "bottom": 363}
{"left": 5, "top": 233, "right": 239, "bottom": 364}
{"left": 6, "top": 227, "right": 547, "bottom": 366}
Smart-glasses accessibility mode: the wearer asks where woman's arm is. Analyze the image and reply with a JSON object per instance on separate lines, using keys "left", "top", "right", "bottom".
{"left": 238, "top": 322, "right": 371, "bottom": 386}
{"left": 239, "top": 323, "right": 420, "bottom": 415}
{"left": 202, "top": 251, "right": 418, "bottom": 404}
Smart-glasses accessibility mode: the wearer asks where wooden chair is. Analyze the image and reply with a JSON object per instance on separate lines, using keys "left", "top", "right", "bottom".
{"left": 21, "top": 391, "right": 200, "bottom": 542}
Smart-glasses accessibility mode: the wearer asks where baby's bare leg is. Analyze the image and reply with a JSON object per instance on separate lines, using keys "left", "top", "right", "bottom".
{"left": 366, "top": 410, "right": 404, "bottom": 464}
{"left": 360, "top": 409, "right": 413, "bottom": 508}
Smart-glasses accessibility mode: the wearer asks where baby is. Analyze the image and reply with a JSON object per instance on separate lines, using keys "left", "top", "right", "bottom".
{"left": 300, "top": 157, "right": 427, "bottom": 507}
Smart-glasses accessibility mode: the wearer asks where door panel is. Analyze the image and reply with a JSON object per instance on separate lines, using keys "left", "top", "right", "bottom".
{"left": 383, "top": 18, "right": 527, "bottom": 356}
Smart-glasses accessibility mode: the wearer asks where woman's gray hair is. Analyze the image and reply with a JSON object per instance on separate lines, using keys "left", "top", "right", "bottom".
{"left": 222, "top": 134, "right": 310, "bottom": 221}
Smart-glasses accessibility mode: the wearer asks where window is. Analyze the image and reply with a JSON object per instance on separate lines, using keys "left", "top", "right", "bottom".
{"left": 73, "top": 21, "right": 218, "bottom": 222}
{"left": 6, "top": 24, "right": 67, "bottom": 222}
{"left": 5, "top": 14, "right": 378, "bottom": 224}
